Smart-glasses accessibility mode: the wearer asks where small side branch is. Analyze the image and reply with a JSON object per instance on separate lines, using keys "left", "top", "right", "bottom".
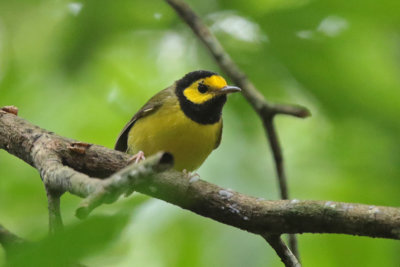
{"left": 263, "top": 234, "right": 301, "bottom": 267}
{"left": 0, "top": 224, "right": 25, "bottom": 252}
{"left": 46, "top": 189, "right": 64, "bottom": 235}
{"left": 75, "top": 152, "right": 174, "bottom": 219}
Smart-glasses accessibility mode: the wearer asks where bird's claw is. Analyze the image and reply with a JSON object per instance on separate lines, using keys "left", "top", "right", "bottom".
{"left": 183, "top": 169, "right": 200, "bottom": 180}
{"left": 129, "top": 151, "right": 146, "bottom": 164}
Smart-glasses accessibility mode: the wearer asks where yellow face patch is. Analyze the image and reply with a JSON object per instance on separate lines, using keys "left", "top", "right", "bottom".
{"left": 183, "top": 75, "right": 228, "bottom": 104}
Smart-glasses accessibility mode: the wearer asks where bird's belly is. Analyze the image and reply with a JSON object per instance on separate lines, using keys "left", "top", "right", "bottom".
{"left": 127, "top": 104, "right": 221, "bottom": 171}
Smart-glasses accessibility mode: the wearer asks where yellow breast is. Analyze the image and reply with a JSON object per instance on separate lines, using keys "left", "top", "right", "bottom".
{"left": 127, "top": 99, "right": 221, "bottom": 171}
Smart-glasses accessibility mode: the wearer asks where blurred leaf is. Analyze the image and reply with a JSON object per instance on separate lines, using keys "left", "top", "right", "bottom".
{"left": 7, "top": 215, "right": 128, "bottom": 267}
{"left": 57, "top": 0, "right": 174, "bottom": 72}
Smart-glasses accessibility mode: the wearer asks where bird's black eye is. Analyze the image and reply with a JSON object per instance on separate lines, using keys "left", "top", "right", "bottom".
{"left": 198, "top": 83, "right": 208, "bottom": 93}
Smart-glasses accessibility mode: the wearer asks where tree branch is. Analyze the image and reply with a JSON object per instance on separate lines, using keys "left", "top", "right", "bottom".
{"left": 0, "top": 224, "right": 25, "bottom": 252}
{"left": 46, "top": 189, "right": 64, "bottom": 235}
{"left": 1, "top": 110, "right": 400, "bottom": 241}
{"left": 263, "top": 234, "right": 301, "bottom": 267}
{"left": 164, "top": 0, "right": 310, "bottom": 118}
{"left": 164, "top": 0, "right": 305, "bottom": 261}
{"left": 75, "top": 152, "right": 174, "bottom": 219}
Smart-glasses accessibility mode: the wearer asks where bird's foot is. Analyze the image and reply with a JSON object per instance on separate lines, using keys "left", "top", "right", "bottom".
{"left": 183, "top": 169, "right": 200, "bottom": 182}
{"left": 129, "top": 151, "right": 146, "bottom": 164}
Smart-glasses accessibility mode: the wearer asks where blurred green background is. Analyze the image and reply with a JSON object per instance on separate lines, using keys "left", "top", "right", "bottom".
{"left": 1, "top": 0, "right": 400, "bottom": 266}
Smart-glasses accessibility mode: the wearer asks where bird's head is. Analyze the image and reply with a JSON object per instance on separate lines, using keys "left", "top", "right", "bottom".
{"left": 176, "top": 70, "right": 241, "bottom": 104}
{"left": 175, "top": 70, "right": 241, "bottom": 124}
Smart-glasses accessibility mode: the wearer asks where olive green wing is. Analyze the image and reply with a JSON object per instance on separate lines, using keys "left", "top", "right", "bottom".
{"left": 214, "top": 119, "right": 223, "bottom": 149}
{"left": 114, "top": 87, "right": 174, "bottom": 152}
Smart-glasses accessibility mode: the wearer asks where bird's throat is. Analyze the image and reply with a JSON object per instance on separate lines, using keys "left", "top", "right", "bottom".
{"left": 178, "top": 94, "right": 226, "bottom": 124}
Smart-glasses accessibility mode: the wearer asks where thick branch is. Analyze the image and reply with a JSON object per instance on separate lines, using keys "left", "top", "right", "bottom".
{"left": 0, "top": 109, "right": 131, "bottom": 177}
{"left": 1, "top": 111, "right": 400, "bottom": 240}
{"left": 92, "top": 170, "right": 400, "bottom": 239}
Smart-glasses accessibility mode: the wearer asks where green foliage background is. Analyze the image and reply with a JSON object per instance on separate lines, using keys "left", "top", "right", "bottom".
{"left": 1, "top": 0, "right": 400, "bottom": 266}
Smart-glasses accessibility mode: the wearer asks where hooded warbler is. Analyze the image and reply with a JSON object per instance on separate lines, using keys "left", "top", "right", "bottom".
{"left": 115, "top": 70, "right": 241, "bottom": 171}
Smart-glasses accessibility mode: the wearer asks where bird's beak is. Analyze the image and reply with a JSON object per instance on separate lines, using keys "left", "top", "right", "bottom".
{"left": 215, "top": 85, "right": 241, "bottom": 95}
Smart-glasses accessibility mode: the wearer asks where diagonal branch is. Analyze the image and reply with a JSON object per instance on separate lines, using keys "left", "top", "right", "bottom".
{"left": 164, "top": 0, "right": 306, "bottom": 262}
{"left": 164, "top": 0, "right": 310, "bottom": 118}
{"left": 263, "top": 234, "right": 301, "bottom": 267}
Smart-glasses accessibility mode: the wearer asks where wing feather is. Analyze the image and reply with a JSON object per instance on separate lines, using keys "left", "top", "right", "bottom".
{"left": 114, "top": 87, "right": 174, "bottom": 152}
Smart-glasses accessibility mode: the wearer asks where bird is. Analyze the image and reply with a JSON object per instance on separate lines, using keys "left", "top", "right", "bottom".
{"left": 114, "top": 70, "right": 241, "bottom": 172}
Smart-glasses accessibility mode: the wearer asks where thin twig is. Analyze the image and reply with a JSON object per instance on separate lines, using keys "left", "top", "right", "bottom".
{"left": 263, "top": 118, "right": 287, "bottom": 199}
{"left": 0, "top": 224, "right": 25, "bottom": 252}
{"left": 46, "top": 189, "right": 64, "bottom": 235}
{"left": 263, "top": 234, "right": 301, "bottom": 267}
{"left": 263, "top": 117, "right": 299, "bottom": 257}
{"left": 164, "top": 0, "right": 306, "bottom": 262}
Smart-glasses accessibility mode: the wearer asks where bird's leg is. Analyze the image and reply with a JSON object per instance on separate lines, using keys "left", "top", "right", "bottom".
{"left": 129, "top": 150, "right": 146, "bottom": 164}
{"left": 124, "top": 151, "right": 145, "bottom": 197}
{"left": 183, "top": 169, "right": 200, "bottom": 181}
